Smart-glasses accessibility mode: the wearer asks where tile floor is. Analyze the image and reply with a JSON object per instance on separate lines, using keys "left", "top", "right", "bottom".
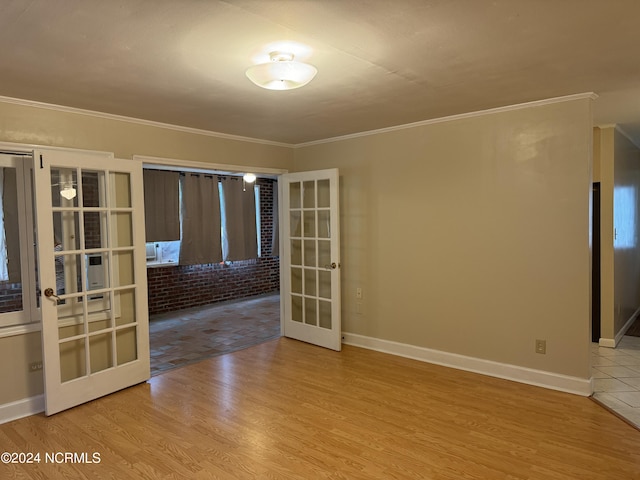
{"left": 149, "top": 292, "right": 281, "bottom": 376}
{"left": 592, "top": 335, "right": 640, "bottom": 428}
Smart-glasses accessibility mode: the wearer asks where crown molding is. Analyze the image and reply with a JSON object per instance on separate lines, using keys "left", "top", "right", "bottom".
{"left": 295, "top": 92, "right": 598, "bottom": 148}
{"left": 0, "top": 92, "right": 598, "bottom": 150}
{"left": 0, "top": 95, "right": 293, "bottom": 148}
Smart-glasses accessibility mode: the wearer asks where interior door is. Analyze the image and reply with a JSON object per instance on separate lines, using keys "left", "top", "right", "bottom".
{"left": 34, "top": 148, "right": 150, "bottom": 415}
{"left": 280, "top": 168, "right": 341, "bottom": 351}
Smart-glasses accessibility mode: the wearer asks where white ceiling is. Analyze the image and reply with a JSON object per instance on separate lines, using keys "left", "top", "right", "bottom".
{"left": 2, "top": 0, "right": 640, "bottom": 145}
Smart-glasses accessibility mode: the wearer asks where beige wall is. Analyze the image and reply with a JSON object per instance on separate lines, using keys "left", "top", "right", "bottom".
{"left": 294, "top": 98, "right": 593, "bottom": 379}
{"left": 613, "top": 128, "right": 640, "bottom": 336}
{"left": 0, "top": 101, "right": 293, "bottom": 169}
{"left": 0, "top": 100, "right": 293, "bottom": 408}
{"left": 0, "top": 333, "right": 43, "bottom": 405}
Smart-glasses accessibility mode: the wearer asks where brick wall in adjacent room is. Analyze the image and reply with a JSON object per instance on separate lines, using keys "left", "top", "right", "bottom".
{"left": 0, "top": 282, "right": 23, "bottom": 314}
{"left": 146, "top": 178, "right": 279, "bottom": 315}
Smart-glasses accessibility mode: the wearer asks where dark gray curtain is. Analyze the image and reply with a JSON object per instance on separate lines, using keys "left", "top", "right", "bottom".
{"left": 179, "top": 174, "right": 222, "bottom": 265}
{"left": 143, "top": 169, "right": 180, "bottom": 242}
{"left": 221, "top": 177, "right": 257, "bottom": 261}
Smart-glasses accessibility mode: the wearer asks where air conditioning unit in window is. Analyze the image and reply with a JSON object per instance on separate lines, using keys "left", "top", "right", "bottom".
{"left": 85, "top": 253, "right": 105, "bottom": 300}
{"left": 146, "top": 243, "right": 157, "bottom": 261}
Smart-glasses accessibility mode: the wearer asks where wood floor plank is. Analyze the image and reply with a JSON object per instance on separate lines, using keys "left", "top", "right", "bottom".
{"left": 1, "top": 338, "right": 640, "bottom": 479}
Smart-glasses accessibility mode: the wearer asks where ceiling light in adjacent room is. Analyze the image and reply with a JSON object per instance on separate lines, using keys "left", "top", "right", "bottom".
{"left": 243, "top": 173, "right": 257, "bottom": 183}
{"left": 60, "top": 184, "right": 77, "bottom": 200}
{"left": 246, "top": 51, "right": 317, "bottom": 91}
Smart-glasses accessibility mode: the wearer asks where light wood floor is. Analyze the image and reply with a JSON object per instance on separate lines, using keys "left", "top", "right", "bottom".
{"left": 2, "top": 338, "right": 640, "bottom": 479}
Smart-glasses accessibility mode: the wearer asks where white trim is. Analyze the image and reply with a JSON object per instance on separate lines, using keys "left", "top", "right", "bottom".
{"left": 599, "top": 338, "right": 616, "bottom": 348}
{"left": 342, "top": 333, "right": 592, "bottom": 397}
{"left": 296, "top": 92, "right": 599, "bottom": 148}
{"left": 0, "top": 395, "right": 44, "bottom": 424}
{"left": 0, "top": 322, "right": 41, "bottom": 339}
{"left": 134, "top": 154, "right": 287, "bottom": 177}
{"left": 600, "top": 305, "right": 640, "bottom": 348}
{"left": 0, "top": 95, "right": 292, "bottom": 148}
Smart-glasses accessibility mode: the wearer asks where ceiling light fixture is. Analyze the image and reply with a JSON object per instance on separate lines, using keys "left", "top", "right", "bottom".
{"left": 245, "top": 51, "right": 317, "bottom": 91}
{"left": 242, "top": 172, "right": 256, "bottom": 192}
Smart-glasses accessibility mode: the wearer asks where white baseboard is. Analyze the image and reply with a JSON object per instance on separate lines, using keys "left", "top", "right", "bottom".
{"left": 599, "top": 305, "right": 640, "bottom": 348}
{"left": 0, "top": 395, "right": 44, "bottom": 424}
{"left": 342, "top": 333, "right": 592, "bottom": 397}
{"left": 599, "top": 338, "right": 616, "bottom": 348}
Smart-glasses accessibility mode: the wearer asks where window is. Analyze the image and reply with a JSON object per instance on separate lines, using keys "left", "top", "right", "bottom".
{"left": 144, "top": 168, "right": 263, "bottom": 266}
{"left": 0, "top": 154, "right": 38, "bottom": 330}
{"left": 0, "top": 168, "right": 8, "bottom": 282}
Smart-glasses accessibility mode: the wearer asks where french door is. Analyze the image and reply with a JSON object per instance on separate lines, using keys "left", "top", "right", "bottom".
{"left": 34, "top": 148, "right": 150, "bottom": 415}
{"left": 280, "top": 169, "right": 341, "bottom": 351}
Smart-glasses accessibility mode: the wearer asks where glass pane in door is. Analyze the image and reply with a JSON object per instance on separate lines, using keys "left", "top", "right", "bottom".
{"left": 111, "top": 212, "right": 133, "bottom": 247}
{"left": 116, "top": 327, "right": 138, "bottom": 365}
{"left": 304, "top": 297, "right": 317, "bottom": 326}
{"left": 317, "top": 179, "right": 330, "bottom": 208}
{"left": 51, "top": 168, "right": 78, "bottom": 208}
{"left": 319, "top": 300, "right": 332, "bottom": 329}
{"left": 81, "top": 171, "right": 105, "bottom": 208}
{"left": 303, "top": 181, "right": 315, "bottom": 208}
{"left": 89, "top": 333, "right": 114, "bottom": 373}
{"left": 58, "top": 297, "right": 85, "bottom": 339}
{"left": 114, "top": 288, "right": 137, "bottom": 327}
{"left": 83, "top": 212, "right": 106, "bottom": 249}
{"left": 60, "top": 339, "right": 86, "bottom": 382}
{"left": 110, "top": 172, "right": 132, "bottom": 208}
{"left": 53, "top": 211, "right": 81, "bottom": 251}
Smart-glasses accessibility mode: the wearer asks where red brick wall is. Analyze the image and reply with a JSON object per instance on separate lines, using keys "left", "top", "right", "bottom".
{"left": 0, "top": 281, "right": 23, "bottom": 314}
{"left": 146, "top": 178, "right": 279, "bottom": 315}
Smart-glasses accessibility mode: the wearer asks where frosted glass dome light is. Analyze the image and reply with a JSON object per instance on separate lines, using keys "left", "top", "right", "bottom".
{"left": 246, "top": 51, "right": 317, "bottom": 91}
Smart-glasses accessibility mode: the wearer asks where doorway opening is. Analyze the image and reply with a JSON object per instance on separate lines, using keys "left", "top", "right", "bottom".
{"left": 143, "top": 166, "right": 281, "bottom": 375}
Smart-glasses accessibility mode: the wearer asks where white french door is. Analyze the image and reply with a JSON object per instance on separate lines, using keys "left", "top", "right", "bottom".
{"left": 280, "top": 169, "right": 341, "bottom": 351}
{"left": 34, "top": 148, "right": 150, "bottom": 415}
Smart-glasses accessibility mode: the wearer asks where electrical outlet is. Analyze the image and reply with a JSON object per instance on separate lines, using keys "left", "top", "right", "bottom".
{"left": 29, "top": 361, "right": 43, "bottom": 372}
{"left": 356, "top": 302, "right": 362, "bottom": 314}
{"left": 356, "top": 287, "right": 362, "bottom": 299}
{"left": 535, "top": 339, "right": 546, "bottom": 354}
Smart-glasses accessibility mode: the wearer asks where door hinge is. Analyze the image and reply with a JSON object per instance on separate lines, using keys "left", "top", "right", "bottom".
{"left": 39, "top": 154, "right": 43, "bottom": 169}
